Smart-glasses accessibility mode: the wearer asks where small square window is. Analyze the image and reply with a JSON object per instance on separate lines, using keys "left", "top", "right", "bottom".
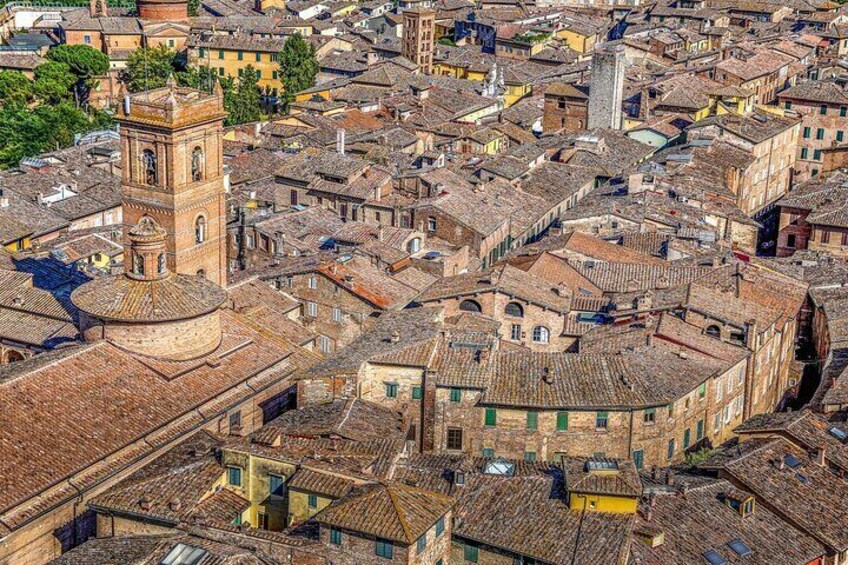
{"left": 595, "top": 411, "right": 608, "bottom": 429}
{"left": 524, "top": 451, "right": 536, "bottom": 461}
{"left": 556, "top": 411, "right": 569, "bottom": 431}
{"left": 227, "top": 466, "right": 242, "bottom": 487}
{"left": 269, "top": 474, "right": 285, "bottom": 496}
{"left": 412, "top": 386, "right": 422, "bottom": 400}
{"left": 447, "top": 427, "right": 463, "bottom": 450}
{"left": 463, "top": 543, "right": 479, "bottom": 563}
{"left": 482, "top": 447, "right": 494, "bottom": 458}
{"left": 329, "top": 528, "right": 342, "bottom": 545}
{"left": 449, "top": 388, "right": 462, "bottom": 402}
{"left": 375, "top": 538, "right": 394, "bottom": 559}
{"left": 385, "top": 383, "right": 398, "bottom": 398}
{"left": 308, "top": 494, "right": 318, "bottom": 508}
{"left": 484, "top": 408, "right": 497, "bottom": 426}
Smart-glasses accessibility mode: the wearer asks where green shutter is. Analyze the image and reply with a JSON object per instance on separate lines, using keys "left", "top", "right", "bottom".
{"left": 385, "top": 383, "right": 398, "bottom": 398}
{"left": 839, "top": 131, "right": 845, "bottom": 142}
{"left": 803, "top": 126, "right": 811, "bottom": 138}
{"left": 412, "top": 386, "right": 422, "bottom": 400}
{"left": 308, "top": 494, "right": 317, "bottom": 508}
{"left": 464, "top": 544, "right": 479, "bottom": 563}
{"left": 449, "top": 388, "right": 462, "bottom": 402}
{"left": 526, "top": 411, "right": 538, "bottom": 430}
{"left": 482, "top": 447, "right": 494, "bottom": 458}
{"left": 698, "top": 382, "right": 706, "bottom": 397}
{"left": 596, "top": 411, "right": 608, "bottom": 428}
{"left": 632, "top": 449, "right": 644, "bottom": 469}
{"left": 683, "top": 428, "right": 691, "bottom": 448}
{"left": 697, "top": 419, "right": 704, "bottom": 440}
{"left": 801, "top": 148, "right": 808, "bottom": 159}
{"left": 524, "top": 451, "right": 536, "bottom": 461}
{"left": 556, "top": 411, "right": 569, "bottom": 431}
{"left": 484, "top": 408, "right": 497, "bottom": 426}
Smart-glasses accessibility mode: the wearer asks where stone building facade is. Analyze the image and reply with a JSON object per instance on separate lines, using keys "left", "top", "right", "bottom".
{"left": 777, "top": 82, "right": 848, "bottom": 183}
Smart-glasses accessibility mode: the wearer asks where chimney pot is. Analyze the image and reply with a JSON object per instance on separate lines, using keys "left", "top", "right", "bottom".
{"left": 817, "top": 445, "right": 827, "bottom": 467}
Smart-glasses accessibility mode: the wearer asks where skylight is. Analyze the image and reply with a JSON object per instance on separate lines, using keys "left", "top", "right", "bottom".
{"left": 796, "top": 472, "right": 810, "bottom": 485}
{"left": 829, "top": 426, "right": 847, "bottom": 442}
{"left": 703, "top": 549, "right": 728, "bottom": 565}
{"left": 160, "top": 543, "right": 209, "bottom": 565}
{"left": 727, "top": 539, "right": 752, "bottom": 557}
{"left": 783, "top": 454, "right": 802, "bottom": 469}
{"left": 483, "top": 458, "right": 515, "bottom": 476}
{"left": 586, "top": 459, "right": 619, "bottom": 471}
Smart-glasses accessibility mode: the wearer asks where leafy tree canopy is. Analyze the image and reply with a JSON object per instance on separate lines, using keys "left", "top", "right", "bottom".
{"left": 123, "top": 45, "right": 179, "bottom": 92}
{"left": 46, "top": 45, "right": 109, "bottom": 106}
{"left": 278, "top": 33, "right": 318, "bottom": 112}
{"left": 0, "top": 70, "right": 33, "bottom": 108}
{"left": 33, "top": 61, "right": 76, "bottom": 105}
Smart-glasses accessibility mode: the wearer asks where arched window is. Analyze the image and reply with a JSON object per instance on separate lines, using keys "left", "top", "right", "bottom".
{"left": 532, "top": 326, "right": 550, "bottom": 344}
{"left": 706, "top": 325, "right": 721, "bottom": 338}
{"left": 191, "top": 146, "right": 204, "bottom": 182}
{"left": 459, "top": 299, "right": 482, "bottom": 313}
{"left": 142, "top": 149, "right": 157, "bottom": 185}
{"left": 505, "top": 302, "right": 524, "bottom": 318}
{"left": 157, "top": 253, "right": 166, "bottom": 274}
{"left": 3, "top": 350, "right": 24, "bottom": 364}
{"left": 197, "top": 268, "right": 206, "bottom": 278}
{"left": 195, "top": 215, "right": 207, "bottom": 244}
{"left": 133, "top": 252, "right": 144, "bottom": 275}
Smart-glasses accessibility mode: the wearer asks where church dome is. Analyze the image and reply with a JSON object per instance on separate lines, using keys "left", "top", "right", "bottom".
{"left": 71, "top": 216, "right": 227, "bottom": 361}
{"left": 136, "top": 0, "right": 187, "bottom": 21}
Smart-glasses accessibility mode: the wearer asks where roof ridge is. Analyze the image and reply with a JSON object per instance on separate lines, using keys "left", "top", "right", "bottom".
{"left": 386, "top": 485, "right": 414, "bottom": 543}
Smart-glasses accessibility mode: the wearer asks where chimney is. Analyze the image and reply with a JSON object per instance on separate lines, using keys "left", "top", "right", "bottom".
{"left": 377, "top": 226, "right": 384, "bottom": 241}
{"left": 734, "top": 262, "right": 743, "bottom": 298}
{"left": 336, "top": 128, "right": 346, "bottom": 155}
{"left": 650, "top": 466, "right": 658, "bottom": 481}
{"left": 542, "top": 366, "right": 553, "bottom": 384}
{"left": 817, "top": 445, "right": 826, "bottom": 467}
{"left": 665, "top": 470, "right": 675, "bottom": 486}
{"left": 168, "top": 498, "right": 182, "bottom": 512}
{"left": 390, "top": 331, "right": 400, "bottom": 343}
{"left": 744, "top": 318, "right": 758, "bottom": 350}
{"left": 644, "top": 506, "right": 654, "bottom": 522}
{"left": 476, "top": 348, "right": 490, "bottom": 365}
{"left": 646, "top": 332, "right": 654, "bottom": 346}
{"left": 139, "top": 497, "right": 151, "bottom": 511}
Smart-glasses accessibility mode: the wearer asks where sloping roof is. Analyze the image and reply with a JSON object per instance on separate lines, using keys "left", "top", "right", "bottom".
{"left": 313, "top": 483, "right": 455, "bottom": 544}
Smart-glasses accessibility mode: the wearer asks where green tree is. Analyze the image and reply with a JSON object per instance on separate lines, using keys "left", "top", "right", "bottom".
{"left": 46, "top": 44, "right": 109, "bottom": 106}
{"left": 226, "top": 65, "right": 262, "bottom": 125}
{"left": 0, "top": 102, "right": 97, "bottom": 168}
{"left": 123, "top": 45, "right": 179, "bottom": 92}
{"left": 0, "top": 70, "right": 33, "bottom": 108}
{"left": 33, "top": 61, "right": 76, "bottom": 104}
{"left": 277, "top": 34, "right": 317, "bottom": 112}
{"left": 187, "top": 0, "right": 200, "bottom": 16}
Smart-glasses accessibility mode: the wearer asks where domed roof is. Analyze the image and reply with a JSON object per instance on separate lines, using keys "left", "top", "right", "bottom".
{"left": 71, "top": 273, "right": 227, "bottom": 323}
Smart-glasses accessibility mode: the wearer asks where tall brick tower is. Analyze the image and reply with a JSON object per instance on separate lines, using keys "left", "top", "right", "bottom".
{"left": 587, "top": 43, "right": 626, "bottom": 131}
{"left": 117, "top": 81, "right": 228, "bottom": 287}
{"left": 403, "top": 8, "right": 436, "bottom": 74}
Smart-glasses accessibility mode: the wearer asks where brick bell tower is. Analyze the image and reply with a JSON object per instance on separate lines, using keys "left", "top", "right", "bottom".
{"left": 117, "top": 80, "right": 228, "bottom": 287}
